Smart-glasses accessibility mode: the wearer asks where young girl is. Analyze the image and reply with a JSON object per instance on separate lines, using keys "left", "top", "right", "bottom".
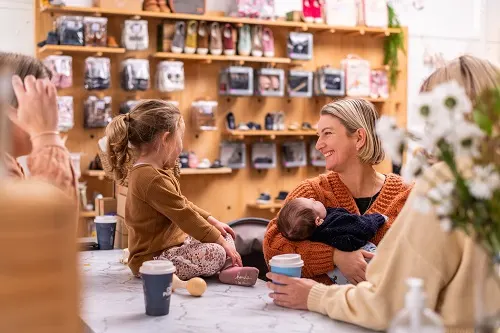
{"left": 105, "top": 99, "right": 258, "bottom": 286}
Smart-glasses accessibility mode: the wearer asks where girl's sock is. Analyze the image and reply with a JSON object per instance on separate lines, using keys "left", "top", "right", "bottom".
{"left": 219, "top": 266, "right": 259, "bottom": 287}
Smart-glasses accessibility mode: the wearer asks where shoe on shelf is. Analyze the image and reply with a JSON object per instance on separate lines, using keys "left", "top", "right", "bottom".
{"left": 262, "top": 28, "right": 275, "bottom": 57}
{"left": 209, "top": 22, "right": 223, "bottom": 55}
{"left": 88, "top": 154, "right": 103, "bottom": 171}
{"left": 210, "top": 159, "right": 223, "bottom": 168}
{"left": 251, "top": 25, "right": 263, "bottom": 57}
{"left": 237, "top": 24, "right": 252, "bottom": 56}
{"left": 226, "top": 112, "right": 236, "bottom": 130}
{"left": 312, "top": 0, "right": 324, "bottom": 23}
{"left": 288, "top": 122, "right": 300, "bottom": 131}
{"left": 144, "top": 0, "right": 160, "bottom": 12}
{"left": 179, "top": 151, "right": 189, "bottom": 168}
{"left": 222, "top": 24, "right": 235, "bottom": 56}
{"left": 237, "top": 122, "right": 250, "bottom": 131}
{"left": 256, "top": 193, "right": 271, "bottom": 205}
{"left": 158, "top": 0, "right": 170, "bottom": 12}
{"left": 302, "top": 122, "right": 313, "bottom": 130}
{"left": 302, "top": 0, "right": 314, "bottom": 22}
{"left": 197, "top": 158, "right": 211, "bottom": 169}
{"left": 197, "top": 21, "right": 209, "bottom": 55}
{"left": 171, "top": 21, "right": 186, "bottom": 54}
{"left": 184, "top": 20, "right": 198, "bottom": 54}
{"left": 107, "top": 36, "right": 119, "bottom": 48}
{"left": 265, "top": 113, "right": 273, "bottom": 130}
{"left": 275, "top": 191, "right": 289, "bottom": 202}
{"left": 276, "top": 111, "right": 285, "bottom": 131}
{"left": 188, "top": 151, "right": 199, "bottom": 168}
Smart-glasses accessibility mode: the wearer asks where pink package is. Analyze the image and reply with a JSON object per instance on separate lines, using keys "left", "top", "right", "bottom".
{"left": 342, "top": 54, "right": 371, "bottom": 97}
{"left": 362, "top": 0, "right": 388, "bottom": 28}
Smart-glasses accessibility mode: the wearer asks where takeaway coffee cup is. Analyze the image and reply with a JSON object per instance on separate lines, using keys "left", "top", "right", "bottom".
{"left": 94, "top": 215, "right": 117, "bottom": 250}
{"left": 140, "top": 260, "right": 176, "bottom": 316}
{"left": 269, "top": 254, "right": 304, "bottom": 282}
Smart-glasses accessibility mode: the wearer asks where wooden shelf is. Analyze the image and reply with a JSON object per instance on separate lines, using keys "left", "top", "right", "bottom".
{"left": 85, "top": 170, "right": 107, "bottom": 180}
{"left": 78, "top": 236, "right": 97, "bottom": 244}
{"left": 247, "top": 202, "right": 283, "bottom": 212}
{"left": 226, "top": 130, "right": 317, "bottom": 138}
{"left": 153, "top": 52, "right": 291, "bottom": 64}
{"left": 180, "top": 167, "right": 232, "bottom": 175}
{"left": 38, "top": 45, "right": 126, "bottom": 55}
{"left": 40, "top": 6, "right": 402, "bottom": 35}
{"left": 321, "top": 96, "right": 390, "bottom": 103}
{"left": 80, "top": 211, "right": 97, "bottom": 218}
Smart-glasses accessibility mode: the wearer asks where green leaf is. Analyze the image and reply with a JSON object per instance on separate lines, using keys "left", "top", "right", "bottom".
{"left": 473, "top": 109, "right": 493, "bottom": 135}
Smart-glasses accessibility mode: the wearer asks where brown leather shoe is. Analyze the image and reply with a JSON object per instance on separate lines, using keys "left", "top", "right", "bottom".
{"left": 144, "top": 0, "right": 160, "bottom": 12}
{"left": 158, "top": 0, "right": 170, "bottom": 12}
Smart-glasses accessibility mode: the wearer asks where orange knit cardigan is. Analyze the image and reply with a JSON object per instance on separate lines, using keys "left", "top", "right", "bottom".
{"left": 263, "top": 172, "right": 413, "bottom": 285}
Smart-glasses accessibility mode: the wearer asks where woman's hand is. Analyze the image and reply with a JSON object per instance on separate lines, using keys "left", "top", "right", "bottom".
{"left": 208, "top": 216, "right": 236, "bottom": 239}
{"left": 8, "top": 75, "right": 58, "bottom": 137}
{"left": 217, "top": 236, "right": 242, "bottom": 267}
{"left": 266, "top": 272, "right": 319, "bottom": 310}
{"left": 333, "top": 249, "right": 374, "bottom": 285}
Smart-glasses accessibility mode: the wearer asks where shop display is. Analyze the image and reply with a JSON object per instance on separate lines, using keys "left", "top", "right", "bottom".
{"left": 209, "top": 22, "right": 223, "bottom": 55}
{"left": 84, "top": 57, "right": 111, "bottom": 90}
{"left": 84, "top": 96, "right": 112, "bottom": 128}
{"left": 121, "top": 59, "right": 150, "bottom": 91}
{"left": 222, "top": 24, "right": 236, "bottom": 56}
{"left": 219, "top": 66, "right": 254, "bottom": 96}
{"left": 226, "top": 112, "right": 236, "bottom": 130}
{"left": 122, "top": 19, "right": 149, "bottom": 51}
{"left": 197, "top": 21, "right": 209, "bottom": 55}
{"left": 264, "top": 111, "right": 285, "bottom": 131}
{"left": 168, "top": 0, "right": 206, "bottom": 14}
{"left": 83, "top": 17, "right": 108, "bottom": 47}
{"left": 287, "top": 32, "right": 313, "bottom": 60}
{"left": 119, "top": 100, "right": 141, "bottom": 114}
{"left": 220, "top": 141, "right": 246, "bottom": 169}
{"left": 262, "top": 28, "right": 275, "bottom": 57}
{"left": 156, "top": 61, "right": 184, "bottom": 92}
{"left": 237, "top": 24, "right": 252, "bottom": 56}
{"left": 256, "top": 68, "right": 284, "bottom": 97}
{"left": 310, "top": 142, "right": 326, "bottom": 167}
{"left": 288, "top": 70, "right": 313, "bottom": 97}
{"left": 324, "top": 0, "right": 358, "bottom": 26}
{"left": 251, "top": 25, "right": 263, "bottom": 57}
{"left": 44, "top": 55, "right": 73, "bottom": 89}
{"left": 370, "top": 69, "right": 389, "bottom": 99}
{"left": 314, "top": 66, "right": 345, "bottom": 96}
{"left": 158, "top": 21, "right": 176, "bottom": 52}
{"left": 236, "top": 0, "right": 275, "bottom": 19}
{"left": 282, "top": 141, "right": 307, "bottom": 168}
{"left": 191, "top": 100, "right": 217, "bottom": 131}
{"left": 302, "top": 0, "right": 324, "bottom": 23}
{"left": 57, "top": 16, "right": 84, "bottom": 46}
{"left": 342, "top": 55, "right": 371, "bottom": 97}
{"left": 363, "top": 0, "right": 389, "bottom": 28}
{"left": 185, "top": 20, "right": 198, "bottom": 54}
{"left": 57, "top": 96, "right": 74, "bottom": 132}
{"left": 171, "top": 21, "right": 186, "bottom": 54}
{"left": 252, "top": 142, "right": 277, "bottom": 169}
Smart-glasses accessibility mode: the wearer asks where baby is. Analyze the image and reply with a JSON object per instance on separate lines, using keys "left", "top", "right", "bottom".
{"left": 277, "top": 197, "right": 387, "bottom": 285}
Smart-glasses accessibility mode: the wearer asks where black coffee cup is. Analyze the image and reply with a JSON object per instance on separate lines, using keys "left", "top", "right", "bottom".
{"left": 139, "top": 260, "right": 176, "bottom": 316}
{"left": 94, "top": 216, "right": 117, "bottom": 250}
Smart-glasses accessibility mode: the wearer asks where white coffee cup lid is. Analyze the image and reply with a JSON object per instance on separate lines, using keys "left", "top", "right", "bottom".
{"left": 139, "top": 260, "right": 176, "bottom": 275}
{"left": 94, "top": 216, "right": 117, "bottom": 223}
{"left": 269, "top": 254, "right": 304, "bottom": 268}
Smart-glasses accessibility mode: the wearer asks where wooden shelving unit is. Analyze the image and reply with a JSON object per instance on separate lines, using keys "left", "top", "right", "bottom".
{"left": 38, "top": 45, "right": 126, "bottom": 55}
{"left": 225, "top": 130, "right": 317, "bottom": 139}
{"left": 40, "top": 5, "right": 401, "bottom": 36}
{"left": 153, "top": 52, "right": 291, "bottom": 64}
{"left": 247, "top": 202, "right": 283, "bottom": 213}
{"left": 80, "top": 211, "right": 97, "bottom": 218}
{"left": 180, "top": 167, "right": 232, "bottom": 175}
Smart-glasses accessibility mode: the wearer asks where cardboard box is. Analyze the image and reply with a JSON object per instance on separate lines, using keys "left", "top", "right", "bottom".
{"left": 95, "top": 197, "right": 117, "bottom": 216}
{"left": 115, "top": 216, "right": 129, "bottom": 249}
{"left": 94, "top": 0, "right": 144, "bottom": 12}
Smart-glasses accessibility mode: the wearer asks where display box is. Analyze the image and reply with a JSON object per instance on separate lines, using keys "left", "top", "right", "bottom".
{"left": 255, "top": 68, "right": 285, "bottom": 97}
{"left": 94, "top": 0, "right": 144, "bottom": 12}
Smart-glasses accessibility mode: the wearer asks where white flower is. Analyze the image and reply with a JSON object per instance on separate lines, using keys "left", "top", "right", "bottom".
{"left": 413, "top": 195, "right": 433, "bottom": 214}
{"left": 467, "top": 164, "right": 500, "bottom": 199}
{"left": 376, "top": 116, "right": 406, "bottom": 165}
{"left": 428, "top": 182, "right": 455, "bottom": 202}
{"left": 431, "top": 80, "right": 472, "bottom": 115}
{"left": 449, "top": 120, "right": 484, "bottom": 158}
{"left": 401, "top": 154, "right": 428, "bottom": 184}
{"left": 439, "top": 217, "right": 453, "bottom": 233}
{"left": 436, "top": 198, "right": 454, "bottom": 216}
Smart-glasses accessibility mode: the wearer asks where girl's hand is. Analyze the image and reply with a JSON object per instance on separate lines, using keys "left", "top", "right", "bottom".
{"left": 208, "top": 216, "right": 236, "bottom": 239}
{"left": 333, "top": 249, "right": 374, "bottom": 285}
{"left": 217, "top": 236, "right": 242, "bottom": 267}
{"left": 266, "top": 273, "right": 318, "bottom": 310}
{"left": 9, "top": 75, "right": 58, "bottom": 137}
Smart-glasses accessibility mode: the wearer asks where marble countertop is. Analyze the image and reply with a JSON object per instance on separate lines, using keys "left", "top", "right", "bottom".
{"left": 80, "top": 250, "right": 375, "bottom": 333}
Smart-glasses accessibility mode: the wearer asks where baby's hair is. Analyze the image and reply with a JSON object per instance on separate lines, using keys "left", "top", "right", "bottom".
{"left": 277, "top": 199, "right": 318, "bottom": 241}
{"left": 105, "top": 99, "right": 181, "bottom": 185}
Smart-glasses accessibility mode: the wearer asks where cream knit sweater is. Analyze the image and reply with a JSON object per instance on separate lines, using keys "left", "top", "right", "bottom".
{"left": 307, "top": 162, "right": 500, "bottom": 332}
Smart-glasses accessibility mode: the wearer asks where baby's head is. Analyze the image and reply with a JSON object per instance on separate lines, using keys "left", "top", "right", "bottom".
{"left": 277, "top": 198, "right": 327, "bottom": 241}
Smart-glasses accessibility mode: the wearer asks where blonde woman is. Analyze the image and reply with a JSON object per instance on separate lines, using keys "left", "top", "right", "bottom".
{"left": 263, "top": 99, "right": 413, "bottom": 285}
{"left": 265, "top": 55, "right": 500, "bottom": 332}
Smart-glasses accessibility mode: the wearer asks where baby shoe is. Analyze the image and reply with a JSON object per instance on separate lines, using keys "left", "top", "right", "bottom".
{"left": 226, "top": 112, "right": 236, "bottom": 130}
{"left": 197, "top": 158, "right": 211, "bottom": 169}
{"left": 237, "top": 24, "right": 251, "bottom": 56}
{"left": 209, "top": 22, "right": 223, "bottom": 55}
{"left": 210, "top": 159, "right": 223, "bottom": 168}
{"left": 107, "top": 36, "right": 119, "bottom": 48}
{"left": 251, "top": 25, "right": 263, "bottom": 57}
{"left": 184, "top": 20, "right": 198, "bottom": 54}
{"left": 144, "top": 0, "right": 160, "bottom": 12}
{"left": 256, "top": 192, "right": 271, "bottom": 204}
{"left": 179, "top": 151, "right": 189, "bottom": 168}
{"left": 197, "top": 21, "right": 209, "bottom": 55}
{"left": 302, "top": 0, "right": 314, "bottom": 22}
{"left": 288, "top": 122, "right": 300, "bottom": 131}
{"left": 171, "top": 21, "right": 186, "bottom": 54}
{"left": 158, "top": 0, "right": 170, "bottom": 12}
{"left": 262, "top": 28, "right": 275, "bottom": 57}
{"left": 219, "top": 267, "right": 259, "bottom": 287}
{"left": 302, "top": 122, "right": 313, "bottom": 130}
{"left": 237, "top": 122, "right": 250, "bottom": 131}
{"left": 270, "top": 75, "right": 280, "bottom": 91}
{"left": 188, "top": 151, "right": 198, "bottom": 168}
{"left": 312, "top": 0, "right": 324, "bottom": 23}
{"left": 222, "top": 24, "right": 235, "bottom": 56}
{"left": 264, "top": 113, "right": 273, "bottom": 130}
{"left": 275, "top": 191, "right": 289, "bottom": 202}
